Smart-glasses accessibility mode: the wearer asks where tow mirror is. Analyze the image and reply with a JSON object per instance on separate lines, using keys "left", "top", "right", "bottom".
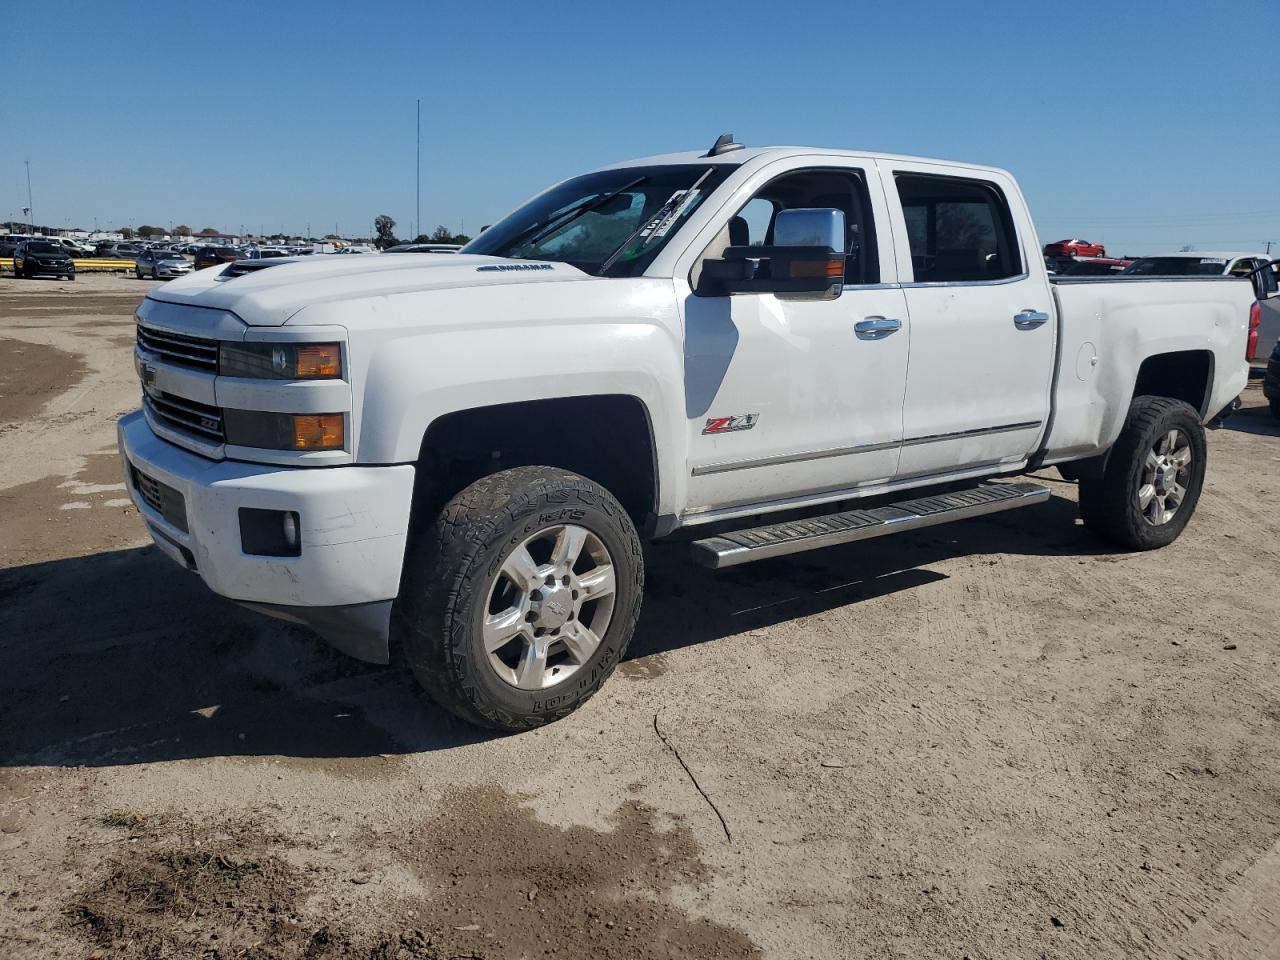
{"left": 1246, "top": 257, "right": 1280, "bottom": 300}
{"left": 700, "top": 208, "right": 845, "bottom": 300}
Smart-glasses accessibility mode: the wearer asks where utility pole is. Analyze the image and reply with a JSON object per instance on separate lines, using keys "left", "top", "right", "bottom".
{"left": 416, "top": 98, "right": 421, "bottom": 242}
{"left": 1266, "top": 240, "right": 1273, "bottom": 256}
{"left": 24, "top": 160, "right": 34, "bottom": 234}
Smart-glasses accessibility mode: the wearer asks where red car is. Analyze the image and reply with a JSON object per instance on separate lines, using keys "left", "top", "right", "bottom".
{"left": 193, "top": 245, "right": 245, "bottom": 270}
{"left": 1044, "top": 238, "right": 1106, "bottom": 258}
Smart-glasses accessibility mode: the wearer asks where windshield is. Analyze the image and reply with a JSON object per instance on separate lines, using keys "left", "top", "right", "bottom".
{"left": 463, "top": 163, "right": 734, "bottom": 276}
{"left": 28, "top": 242, "right": 61, "bottom": 254}
{"left": 1121, "top": 257, "right": 1228, "bottom": 276}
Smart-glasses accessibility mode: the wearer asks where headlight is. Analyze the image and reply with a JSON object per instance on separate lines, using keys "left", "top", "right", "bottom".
{"left": 223, "top": 410, "right": 345, "bottom": 450}
{"left": 218, "top": 341, "right": 342, "bottom": 379}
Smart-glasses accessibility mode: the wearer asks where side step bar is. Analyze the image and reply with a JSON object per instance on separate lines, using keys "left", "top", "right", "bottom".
{"left": 690, "top": 482, "right": 1050, "bottom": 569}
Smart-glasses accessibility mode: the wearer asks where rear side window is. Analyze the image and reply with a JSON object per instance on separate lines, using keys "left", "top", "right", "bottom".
{"left": 895, "top": 174, "right": 1022, "bottom": 283}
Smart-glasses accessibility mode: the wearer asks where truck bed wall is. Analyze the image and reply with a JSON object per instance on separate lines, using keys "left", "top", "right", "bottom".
{"left": 1042, "top": 277, "right": 1252, "bottom": 464}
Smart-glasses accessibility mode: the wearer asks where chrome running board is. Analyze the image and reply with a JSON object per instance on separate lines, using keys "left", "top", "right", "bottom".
{"left": 690, "top": 482, "right": 1050, "bottom": 569}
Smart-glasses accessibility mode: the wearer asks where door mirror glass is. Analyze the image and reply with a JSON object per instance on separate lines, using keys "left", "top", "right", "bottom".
{"left": 773, "top": 208, "right": 845, "bottom": 250}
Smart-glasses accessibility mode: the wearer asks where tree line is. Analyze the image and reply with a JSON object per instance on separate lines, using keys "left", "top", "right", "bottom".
{"left": 373, "top": 215, "right": 471, "bottom": 249}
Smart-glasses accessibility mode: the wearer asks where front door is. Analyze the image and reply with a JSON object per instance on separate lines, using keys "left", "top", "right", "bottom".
{"left": 679, "top": 162, "right": 910, "bottom": 515}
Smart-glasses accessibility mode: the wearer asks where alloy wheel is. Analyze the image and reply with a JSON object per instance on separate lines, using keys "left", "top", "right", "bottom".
{"left": 1139, "top": 429, "right": 1192, "bottom": 525}
{"left": 481, "top": 524, "right": 617, "bottom": 690}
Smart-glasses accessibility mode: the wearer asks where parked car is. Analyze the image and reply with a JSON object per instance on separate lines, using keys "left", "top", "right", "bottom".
{"left": 384, "top": 243, "right": 463, "bottom": 253}
{"left": 245, "top": 246, "right": 291, "bottom": 259}
{"left": 1121, "top": 251, "right": 1271, "bottom": 278}
{"left": 135, "top": 248, "right": 193, "bottom": 280}
{"left": 94, "top": 242, "right": 141, "bottom": 260}
{"left": 120, "top": 136, "right": 1253, "bottom": 732}
{"left": 1057, "top": 257, "right": 1133, "bottom": 276}
{"left": 12, "top": 239, "right": 75, "bottom": 280}
{"left": 1264, "top": 339, "right": 1280, "bottom": 419}
{"left": 193, "top": 246, "right": 245, "bottom": 270}
{"left": 1044, "top": 238, "right": 1106, "bottom": 258}
{"left": 54, "top": 237, "right": 93, "bottom": 257}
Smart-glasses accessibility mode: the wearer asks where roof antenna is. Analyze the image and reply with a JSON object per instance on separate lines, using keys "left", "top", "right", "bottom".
{"left": 704, "top": 132, "right": 744, "bottom": 157}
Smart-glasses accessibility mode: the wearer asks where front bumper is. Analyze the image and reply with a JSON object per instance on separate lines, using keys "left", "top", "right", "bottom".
{"left": 117, "top": 410, "right": 415, "bottom": 662}
{"left": 1265, "top": 359, "right": 1280, "bottom": 402}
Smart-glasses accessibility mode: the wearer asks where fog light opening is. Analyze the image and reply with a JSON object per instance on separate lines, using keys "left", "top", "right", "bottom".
{"left": 239, "top": 507, "right": 302, "bottom": 557}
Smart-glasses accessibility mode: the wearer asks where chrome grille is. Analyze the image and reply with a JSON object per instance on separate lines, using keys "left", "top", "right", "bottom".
{"left": 144, "top": 390, "right": 224, "bottom": 443}
{"left": 136, "top": 325, "right": 219, "bottom": 372}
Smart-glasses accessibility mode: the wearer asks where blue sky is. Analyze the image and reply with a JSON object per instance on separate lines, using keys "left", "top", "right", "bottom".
{"left": 4, "top": 0, "right": 1278, "bottom": 253}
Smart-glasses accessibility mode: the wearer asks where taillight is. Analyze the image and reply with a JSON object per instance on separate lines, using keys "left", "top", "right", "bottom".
{"left": 1247, "top": 301, "right": 1261, "bottom": 361}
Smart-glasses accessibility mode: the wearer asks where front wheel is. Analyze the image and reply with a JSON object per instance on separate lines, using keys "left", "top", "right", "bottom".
{"left": 398, "top": 466, "right": 643, "bottom": 731}
{"left": 1270, "top": 397, "right": 1280, "bottom": 421}
{"left": 1078, "top": 396, "right": 1207, "bottom": 550}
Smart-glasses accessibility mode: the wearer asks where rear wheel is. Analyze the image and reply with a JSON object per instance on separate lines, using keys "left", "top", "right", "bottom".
{"left": 1078, "top": 396, "right": 1206, "bottom": 550}
{"left": 398, "top": 466, "right": 643, "bottom": 731}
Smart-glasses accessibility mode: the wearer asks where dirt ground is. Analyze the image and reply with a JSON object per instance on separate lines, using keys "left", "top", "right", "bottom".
{"left": 2, "top": 273, "right": 1279, "bottom": 959}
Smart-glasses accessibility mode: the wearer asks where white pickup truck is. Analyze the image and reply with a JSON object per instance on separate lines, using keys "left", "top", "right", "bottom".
{"left": 118, "top": 136, "right": 1254, "bottom": 730}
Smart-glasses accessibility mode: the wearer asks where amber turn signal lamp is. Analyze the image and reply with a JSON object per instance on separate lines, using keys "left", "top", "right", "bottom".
{"left": 294, "top": 343, "right": 342, "bottom": 378}
{"left": 292, "top": 414, "right": 345, "bottom": 450}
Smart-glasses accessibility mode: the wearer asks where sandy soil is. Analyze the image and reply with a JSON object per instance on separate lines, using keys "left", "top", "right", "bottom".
{"left": 2, "top": 274, "right": 1279, "bottom": 959}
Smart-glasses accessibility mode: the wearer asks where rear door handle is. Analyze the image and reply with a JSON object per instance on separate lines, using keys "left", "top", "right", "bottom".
{"left": 1014, "top": 309, "right": 1050, "bottom": 329}
{"left": 854, "top": 316, "right": 903, "bottom": 339}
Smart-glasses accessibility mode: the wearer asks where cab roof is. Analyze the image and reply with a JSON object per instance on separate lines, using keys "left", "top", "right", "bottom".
{"left": 594, "top": 145, "right": 1012, "bottom": 180}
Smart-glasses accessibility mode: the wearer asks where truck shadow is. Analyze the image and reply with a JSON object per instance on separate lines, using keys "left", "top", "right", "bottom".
{"left": 1221, "top": 401, "right": 1280, "bottom": 438}
{"left": 0, "top": 492, "right": 1108, "bottom": 768}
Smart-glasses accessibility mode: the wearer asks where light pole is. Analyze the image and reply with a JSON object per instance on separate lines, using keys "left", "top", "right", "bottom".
{"left": 24, "top": 160, "right": 34, "bottom": 234}
{"left": 416, "top": 98, "right": 421, "bottom": 242}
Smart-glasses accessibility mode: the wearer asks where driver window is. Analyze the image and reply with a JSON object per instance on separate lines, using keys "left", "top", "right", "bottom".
{"left": 731, "top": 169, "right": 880, "bottom": 284}
{"left": 738, "top": 198, "right": 774, "bottom": 246}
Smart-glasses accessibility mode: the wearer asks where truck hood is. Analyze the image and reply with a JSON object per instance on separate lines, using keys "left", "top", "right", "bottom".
{"left": 145, "top": 254, "right": 593, "bottom": 326}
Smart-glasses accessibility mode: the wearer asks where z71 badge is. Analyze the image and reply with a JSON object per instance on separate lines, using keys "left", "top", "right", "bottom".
{"left": 703, "top": 414, "right": 759, "bottom": 435}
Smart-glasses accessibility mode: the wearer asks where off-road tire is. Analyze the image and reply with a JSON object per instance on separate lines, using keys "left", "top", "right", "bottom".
{"left": 398, "top": 466, "right": 644, "bottom": 731}
{"left": 1078, "top": 396, "right": 1207, "bottom": 550}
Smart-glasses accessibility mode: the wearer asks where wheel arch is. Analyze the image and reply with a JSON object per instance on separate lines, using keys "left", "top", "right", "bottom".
{"left": 404, "top": 393, "right": 662, "bottom": 542}
{"left": 1131, "top": 349, "right": 1215, "bottom": 419}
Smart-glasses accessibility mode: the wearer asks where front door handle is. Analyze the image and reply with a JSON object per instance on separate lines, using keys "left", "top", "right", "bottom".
{"left": 854, "top": 316, "right": 903, "bottom": 339}
{"left": 1014, "top": 309, "right": 1050, "bottom": 329}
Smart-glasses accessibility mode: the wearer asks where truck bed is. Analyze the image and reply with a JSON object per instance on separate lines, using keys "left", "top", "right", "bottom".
{"left": 1040, "top": 275, "right": 1253, "bottom": 465}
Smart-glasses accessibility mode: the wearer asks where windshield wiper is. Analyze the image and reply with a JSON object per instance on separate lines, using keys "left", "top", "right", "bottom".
{"left": 512, "top": 176, "right": 649, "bottom": 252}
{"left": 597, "top": 168, "right": 715, "bottom": 275}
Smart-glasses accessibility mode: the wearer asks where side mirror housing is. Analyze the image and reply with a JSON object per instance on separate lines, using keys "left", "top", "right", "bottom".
{"left": 1247, "top": 257, "right": 1280, "bottom": 300}
{"left": 699, "top": 208, "right": 845, "bottom": 300}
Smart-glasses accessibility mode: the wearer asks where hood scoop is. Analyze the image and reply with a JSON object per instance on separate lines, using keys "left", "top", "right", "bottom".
{"left": 218, "top": 258, "right": 298, "bottom": 280}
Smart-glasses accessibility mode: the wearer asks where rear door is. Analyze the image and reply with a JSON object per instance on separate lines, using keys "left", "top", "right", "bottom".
{"left": 882, "top": 162, "right": 1055, "bottom": 480}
